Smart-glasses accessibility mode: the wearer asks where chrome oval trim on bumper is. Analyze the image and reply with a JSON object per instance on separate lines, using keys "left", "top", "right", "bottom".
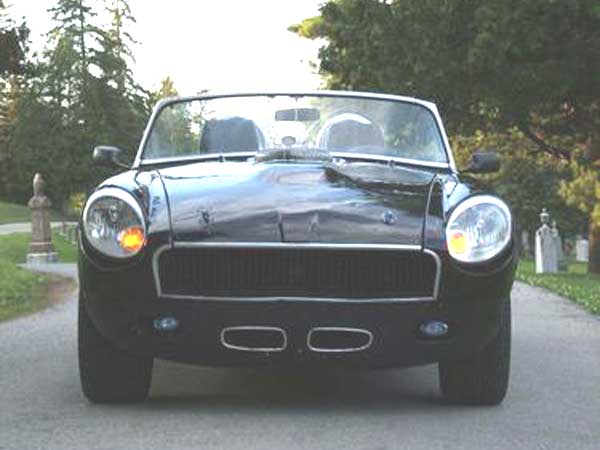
{"left": 220, "top": 326, "right": 287, "bottom": 352}
{"left": 307, "top": 327, "right": 373, "bottom": 353}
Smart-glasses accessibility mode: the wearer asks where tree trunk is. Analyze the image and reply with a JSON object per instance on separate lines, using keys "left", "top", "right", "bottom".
{"left": 589, "top": 222, "right": 600, "bottom": 275}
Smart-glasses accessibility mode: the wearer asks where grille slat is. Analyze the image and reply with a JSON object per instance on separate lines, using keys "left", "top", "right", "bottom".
{"left": 158, "top": 246, "right": 437, "bottom": 299}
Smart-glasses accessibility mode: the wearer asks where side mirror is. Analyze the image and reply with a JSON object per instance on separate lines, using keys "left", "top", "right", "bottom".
{"left": 93, "top": 146, "right": 129, "bottom": 169}
{"left": 463, "top": 151, "right": 501, "bottom": 174}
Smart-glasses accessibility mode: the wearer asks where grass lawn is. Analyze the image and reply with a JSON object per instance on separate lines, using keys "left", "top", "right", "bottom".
{"left": 0, "top": 230, "right": 78, "bottom": 264}
{"left": 0, "top": 200, "right": 66, "bottom": 224}
{"left": 516, "top": 259, "right": 600, "bottom": 315}
{"left": 0, "top": 230, "right": 77, "bottom": 322}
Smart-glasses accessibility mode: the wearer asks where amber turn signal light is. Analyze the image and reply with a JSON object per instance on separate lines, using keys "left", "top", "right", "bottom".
{"left": 119, "top": 226, "right": 145, "bottom": 253}
{"left": 448, "top": 231, "right": 467, "bottom": 255}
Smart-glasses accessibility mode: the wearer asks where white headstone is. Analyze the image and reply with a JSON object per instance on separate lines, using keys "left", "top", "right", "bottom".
{"left": 535, "top": 208, "right": 558, "bottom": 273}
{"left": 576, "top": 238, "right": 589, "bottom": 262}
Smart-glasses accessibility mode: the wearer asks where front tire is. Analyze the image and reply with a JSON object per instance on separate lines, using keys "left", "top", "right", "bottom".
{"left": 439, "top": 297, "right": 511, "bottom": 405}
{"left": 78, "top": 292, "right": 153, "bottom": 403}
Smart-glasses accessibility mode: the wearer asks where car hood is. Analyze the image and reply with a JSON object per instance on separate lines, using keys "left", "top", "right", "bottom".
{"left": 157, "top": 160, "right": 439, "bottom": 246}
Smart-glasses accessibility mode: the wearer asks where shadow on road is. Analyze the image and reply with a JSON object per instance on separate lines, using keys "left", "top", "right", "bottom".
{"left": 143, "top": 360, "right": 445, "bottom": 412}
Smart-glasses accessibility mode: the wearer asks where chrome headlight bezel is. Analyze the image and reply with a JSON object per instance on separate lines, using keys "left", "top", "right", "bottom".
{"left": 82, "top": 187, "right": 147, "bottom": 259}
{"left": 445, "top": 195, "right": 512, "bottom": 263}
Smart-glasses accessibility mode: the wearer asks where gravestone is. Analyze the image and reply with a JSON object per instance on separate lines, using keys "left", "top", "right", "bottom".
{"left": 521, "top": 230, "right": 531, "bottom": 257}
{"left": 535, "top": 208, "right": 558, "bottom": 273}
{"left": 552, "top": 220, "right": 567, "bottom": 272}
{"left": 26, "top": 173, "right": 58, "bottom": 264}
{"left": 576, "top": 237, "right": 589, "bottom": 262}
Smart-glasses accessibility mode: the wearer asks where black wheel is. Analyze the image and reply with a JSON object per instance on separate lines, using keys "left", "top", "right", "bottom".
{"left": 439, "top": 297, "right": 511, "bottom": 405}
{"left": 78, "top": 292, "right": 153, "bottom": 403}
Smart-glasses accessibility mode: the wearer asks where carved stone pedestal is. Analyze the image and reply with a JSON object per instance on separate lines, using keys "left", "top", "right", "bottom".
{"left": 26, "top": 173, "right": 58, "bottom": 264}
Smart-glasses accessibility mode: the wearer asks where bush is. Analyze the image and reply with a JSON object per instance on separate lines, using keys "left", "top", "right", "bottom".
{"left": 68, "top": 192, "right": 86, "bottom": 219}
{"left": 451, "top": 128, "right": 587, "bottom": 239}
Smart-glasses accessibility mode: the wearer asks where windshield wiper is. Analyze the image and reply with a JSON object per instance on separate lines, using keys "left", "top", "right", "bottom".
{"left": 328, "top": 151, "right": 450, "bottom": 171}
{"left": 256, "top": 147, "right": 332, "bottom": 163}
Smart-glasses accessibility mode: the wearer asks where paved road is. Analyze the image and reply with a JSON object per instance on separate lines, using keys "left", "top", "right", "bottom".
{"left": 1, "top": 264, "right": 599, "bottom": 450}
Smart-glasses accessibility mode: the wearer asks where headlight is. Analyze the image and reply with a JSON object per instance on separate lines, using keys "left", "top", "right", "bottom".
{"left": 446, "top": 195, "right": 511, "bottom": 263}
{"left": 83, "top": 188, "right": 146, "bottom": 258}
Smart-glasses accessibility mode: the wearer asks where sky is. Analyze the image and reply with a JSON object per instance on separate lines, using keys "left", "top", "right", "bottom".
{"left": 8, "top": 0, "right": 325, "bottom": 95}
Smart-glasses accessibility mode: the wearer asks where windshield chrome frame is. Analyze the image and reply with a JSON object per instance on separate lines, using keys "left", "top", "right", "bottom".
{"left": 132, "top": 91, "right": 457, "bottom": 172}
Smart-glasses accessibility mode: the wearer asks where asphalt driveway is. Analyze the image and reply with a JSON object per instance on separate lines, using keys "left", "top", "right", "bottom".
{"left": 0, "top": 264, "right": 598, "bottom": 450}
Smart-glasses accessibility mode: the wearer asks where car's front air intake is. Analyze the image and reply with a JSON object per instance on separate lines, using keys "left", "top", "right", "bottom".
{"left": 157, "top": 244, "right": 438, "bottom": 300}
{"left": 307, "top": 327, "right": 373, "bottom": 352}
{"left": 221, "top": 326, "right": 287, "bottom": 352}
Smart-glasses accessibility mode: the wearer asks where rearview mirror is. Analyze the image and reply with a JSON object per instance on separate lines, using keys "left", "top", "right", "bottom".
{"left": 463, "top": 151, "right": 501, "bottom": 174}
{"left": 93, "top": 146, "right": 129, "bottom": 169}
{"left": 275, "top": 107, "right": 320, "bottom": 122}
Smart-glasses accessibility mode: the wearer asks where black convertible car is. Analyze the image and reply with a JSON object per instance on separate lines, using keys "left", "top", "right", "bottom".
{"left": 78, "top": 91, "right": 517, "bottom": 405}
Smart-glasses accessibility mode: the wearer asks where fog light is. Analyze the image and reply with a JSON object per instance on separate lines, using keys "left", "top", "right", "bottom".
{"left": 419, "top": 320, "right": 449, "bottom": 338}
{"left": 153, "top": 317, "right": 179, "bottom": 332}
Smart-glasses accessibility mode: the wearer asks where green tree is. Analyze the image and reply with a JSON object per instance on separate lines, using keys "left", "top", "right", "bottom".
{"left": 0, "top": 76, "right": 20, "bottom": 196}
{"left": 0, "top": 0, "right": 148, "bottom": 209}
{"left": 292, "top": 0, "right": 600, "bottom": 272}
{"left": 145, "top": 77, "right": 203, "bottom": 159}
{"left": 451, "top": 129, "right": 586, "bottom": 240}
{"left": 0, "top": 2, "right": 31, "bottom": 199}
{"left": 101, "top": 0, "right": 137, "bottom": 93}
{"left": 35, "top": 0, "right": 105, "bottom": 205}
{"left": 0, "top": 1, "right": 28, "bottom": 75}
{"left": 148, "top": 76, "right": 179, "bottom": 107}
{"left": 92, "top": 0, "right": 148, "bottom": 162}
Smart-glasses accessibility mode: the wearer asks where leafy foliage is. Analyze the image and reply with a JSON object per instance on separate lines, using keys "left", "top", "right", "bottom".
{"left": 292, "top": 0, "right": 600, "bottom": 142}
{"left": 451, "top": 129, "right": 586, "bottom": 237}
{"left": 147, "top": 76, "right": 179, "bottom": 109}
{"left": 0, "top": 1, "right": 28, "bottom": 76}
{"left": 292, "top": 0, "right": 600, "bottom": 272}
{"left": 0, "top": 0, "right": 149, "bottom": 210}
{"left": 559, "top": 146, "right": 600, "bottom": 228}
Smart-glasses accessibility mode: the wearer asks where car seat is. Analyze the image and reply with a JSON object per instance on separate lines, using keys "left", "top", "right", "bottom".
{"left": 317, "top": 113, "right": 384, "bottom": 151}
{"left": 200, "top": 117, "right": 263, "bottom": 152}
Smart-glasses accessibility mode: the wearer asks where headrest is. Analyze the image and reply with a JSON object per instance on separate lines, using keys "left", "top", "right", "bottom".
{"left": 318, "top": 113, "right": 384, "bottom": 150}
{"left": 200, "top": 117, "right": 262, "bottom": 152}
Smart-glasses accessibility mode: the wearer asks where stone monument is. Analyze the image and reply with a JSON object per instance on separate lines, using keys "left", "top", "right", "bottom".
{"left": 551, "top": 220, "right": 567, "bottom": 272}
{"left": 575, "top": 236, "right": 589, "bottom": 262}
{"left": 535, "top": 208, "right": 558, "bottom": 273}
{"left": 27, "top": 173, "right": 58, "bottom": 264}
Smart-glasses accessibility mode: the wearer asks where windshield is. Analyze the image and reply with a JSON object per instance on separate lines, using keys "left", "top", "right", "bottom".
{"left": 142, "top": 94, "right": 448, "bottom": 164}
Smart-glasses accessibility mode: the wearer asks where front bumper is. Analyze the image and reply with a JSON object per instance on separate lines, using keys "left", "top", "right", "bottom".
{"left": 78, "top": 240, "right": 517, "bottom": 369}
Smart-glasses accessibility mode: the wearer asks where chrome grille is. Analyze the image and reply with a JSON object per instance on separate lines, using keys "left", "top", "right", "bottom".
{"left": 156, "top": 244, "right": 438, "bottom": 300}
